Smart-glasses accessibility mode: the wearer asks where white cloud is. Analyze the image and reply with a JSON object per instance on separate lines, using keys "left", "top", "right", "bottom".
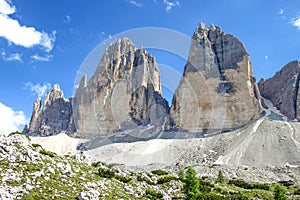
{"left": 163, "top": 0, "right": 180, "bottom": 12}
{"left": 291, "top": 17, "right": 300, "bottom": 30}
{"left": 24, "top": 82, "right": 52, "bottom": 97}
{"left": 128, "top": 0, "right": 142, "bottom": 7}
{"left": 0, "top": 0, "right": 56, "bottom": 51}
{"left": 1, "top": 51, "right": 22, "bottom": 62}
{"left": 0, "top": 0, "right": 15, "bottom": 15}
{"left": 278, "top": 9, "right": 284, "bottom": 15}
{"left": 265, "top": 55, "right": 268, "bottom": 60}
{"left": 30, "top": 53, "right": 53, "bottom": 62}
{"left": 0, "top": 102, "right": 27, "bottom": 135}
{"left": 64, "top": 15, "right": 71, "bottom": 23}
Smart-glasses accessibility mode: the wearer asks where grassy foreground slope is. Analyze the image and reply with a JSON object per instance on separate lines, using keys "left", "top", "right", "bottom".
{"left": 1, "top": 133, "right": 300, "bottom": 199}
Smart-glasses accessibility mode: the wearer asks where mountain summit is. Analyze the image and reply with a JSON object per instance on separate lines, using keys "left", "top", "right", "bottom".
{"left": 72, "top": 38, "right": 169, "bottom": 136}
{"left": 27, "top": 24, "right": 264, "bottom": 136}
{"left": 170, "top": 23, "right": 262, "bottom": 132}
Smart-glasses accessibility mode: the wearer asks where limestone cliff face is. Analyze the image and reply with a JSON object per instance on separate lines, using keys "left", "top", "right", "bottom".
{"left": 170, "top": 24, "right": 262, "bottom": 132}
{"left": 27, "top": 84, "right": 74, "bottom": 136}
{"left": 258, "top": 60, "right": 300, "bottom": 120}
{"left": 72, "top": 38, "right": 169, "bottom": 136}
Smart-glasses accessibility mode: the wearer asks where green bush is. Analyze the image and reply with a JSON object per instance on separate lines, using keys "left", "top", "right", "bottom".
{"left": 151, "top": 169, "right": 168, "bottom": 176}
{"left": 21, "top": 194, "right": 34, "bottom": 200}
{"left": 199, "top": 179, "right": 213, "bottom": 193}
{"left": 197, "top": 192, "right": 227, "bottom": 200}
{"left": 216, "top": 170, "right": 225, "bottom": 184}
{"left": 39, "top": 149, "right": 56, "bottom": 158}
{"left": 115, "top": 174, "right": 132, "bottom": 183}
{"left": 228, "top": 179, "right": 270, "bottom": 190}
{"left": 137, "top": 175, "right": 155, "bottom": 185}
{"left": 229, "top": 193, "right": 249, "bottom": 200}
{"left": 98, "top": 168, "right": 115, "bottom": 178}
{"left": 32, "top": 143, "right": 42, "bottom": 148}
{"left": 157, "top": 175, "right": 177, "bottom": 184}
{"left": 278, "top": 180, "right": 294, "bottom": 187}
{"left": 274, "top": 185, "right": 288, "bottom": 200}
{"left": 181, "top": 167, "right": 201, "bottom": 199}
{"left": 294, "top": 188, "right": 300, "bottom": 195}
{"left": 145, "top": 189, "right": 163, "bottom": 199}
{"left": 92, "top": 161, "right": 101, "bottom": 167}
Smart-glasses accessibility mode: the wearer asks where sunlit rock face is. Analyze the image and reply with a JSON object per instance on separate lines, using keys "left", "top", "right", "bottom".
{"left": 170, "top": 23, "right": 262, "bottom": 132}
{"left": 72, "top": 38, "right": 169, "bottom": 136}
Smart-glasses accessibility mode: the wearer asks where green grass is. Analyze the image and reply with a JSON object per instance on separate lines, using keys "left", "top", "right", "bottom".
{"left": 1, "top": 138, "right": 300, "bottom": 200}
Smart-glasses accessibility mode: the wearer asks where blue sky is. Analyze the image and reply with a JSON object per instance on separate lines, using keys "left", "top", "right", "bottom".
{"left": 0, "top": 0, "right": 300, "bottom": 134}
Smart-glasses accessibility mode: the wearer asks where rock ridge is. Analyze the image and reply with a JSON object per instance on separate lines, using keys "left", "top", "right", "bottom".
{"left": 258, "top": 60, "right": 300, "bottom": 120}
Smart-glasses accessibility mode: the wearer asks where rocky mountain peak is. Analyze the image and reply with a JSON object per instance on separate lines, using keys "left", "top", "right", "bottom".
{"left": 44, "top": 84, "right": 66, "bottom": 108}
{"left": 72, "top": 38, "right": 168, "bottom": 136}
{"left": 258, "top": 60, "right": 300, "bottom": 120}
{"left": 170, "top": 23, "right": 262, "bottom": 132}
{"left": 26, "top": 84, "right": 74, "bottom": 136}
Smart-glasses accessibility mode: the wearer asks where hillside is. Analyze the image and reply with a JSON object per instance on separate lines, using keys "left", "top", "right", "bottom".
{"left": 1, "top": 133, "right": 300, "bottom": 199}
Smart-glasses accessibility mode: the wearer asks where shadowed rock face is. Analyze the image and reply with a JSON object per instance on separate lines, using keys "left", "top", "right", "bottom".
{"left": 26, "top": 84, "right": 74, "bottom": 136}
{"left": 72, "top": 38, "right": 169, "bottom": 136}
{"left": 258, "top": 60, "right": 300, "bottom": 120}
{"left": 170, "top": 23, "right": 262, "bottom": 132}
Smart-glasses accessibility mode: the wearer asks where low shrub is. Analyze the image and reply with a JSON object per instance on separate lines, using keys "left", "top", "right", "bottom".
{"left": 21, "top": 194, "right": 34, "bottom": 200}
{"left": 151, "top": 169, "right": 168, "bottom": 176}
{"left": 137, "top": 175, "right": 155, "bottom": 185}
{"left": 278, "top": 180, "right": 294, "bottom": 187}
{"left": 216, "top": 170, "right": 225, "bottom": 184}
{"left": 39, "top": 149, "right": 56, "bottom": 158}
{"left": 145, "top": 189, "right": 163, "bottom": 199}
{"left": 32, "top": 143, "right": 42, "bottom": 148}
{"left": 157, "top": 175, "right": 177, "bottom": 184}
{"left": 293, "top": 188, "right": 300, "bottom": 195}
{"left": 274, "top": 184, "right": 288, "bottom": 200}
{"left": 115, "top": 175, "right": 131, "bottom": 183}
{"left": 98, "top": 168, "right": 115, "bottom": 178}
{"left": 229, "top": 193, "right": 249, "bottom": 200}
{"left": 228, "top": 179, "right": 270, "bottom": 190}
{"left": 198, "top": 192, "right": 227, "bottom": 200}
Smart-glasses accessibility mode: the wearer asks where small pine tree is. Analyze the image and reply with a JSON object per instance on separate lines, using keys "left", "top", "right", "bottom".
{"left": 182, "top": 167, "right": 201, "bottom": 199}
{"left": 216, "top": 170, "right": 225, "bottom": 184}
{"left": 274, "top": 185, "right": 288, "bottom": 200}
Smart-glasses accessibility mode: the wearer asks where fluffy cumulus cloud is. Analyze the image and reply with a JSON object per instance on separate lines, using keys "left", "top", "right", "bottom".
{"left": 1, "top": 51, "right": 22, "bottom": 62}
{"left": 0, "top": 102, "right": 27, "bottom": 135}
{"left": 163, "top": 0, "right": 180, "bottom": 12}
{"left": 24, "top": 82, "right": 52, "bottom": 97}
{"left": 292, "top": 17, "right": 300, "bottom": 30}
{"left": 30, "top": 53, "right": 53, "bottom": 62}
{"left": 0, "top": 0, "right": 56, "bottom": 51}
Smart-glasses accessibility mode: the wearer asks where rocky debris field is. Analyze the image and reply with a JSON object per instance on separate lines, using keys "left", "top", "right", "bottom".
{"left": 0, "top": 132, "right": 300, "bottom": 199}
